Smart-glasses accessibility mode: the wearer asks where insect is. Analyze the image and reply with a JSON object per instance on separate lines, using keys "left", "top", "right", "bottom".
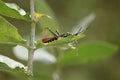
{"left": 42, "top": 13, "right": 95, "bottom": 43}
{"left": 42, "top": 27, "right": 72, "bottom": 43}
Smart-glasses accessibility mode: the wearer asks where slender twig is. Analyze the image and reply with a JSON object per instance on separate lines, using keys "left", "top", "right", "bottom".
{"left": 27, "top": 0, "right": 36, "bottom": 76}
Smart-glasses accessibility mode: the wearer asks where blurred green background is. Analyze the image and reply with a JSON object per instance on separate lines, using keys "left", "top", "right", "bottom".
{"left": 0, "top": 0, "right": 120, "bottom": 80}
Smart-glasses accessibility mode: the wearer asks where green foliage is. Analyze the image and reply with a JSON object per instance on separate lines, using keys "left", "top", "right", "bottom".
{"left": 0, "top": 62, "right": 27, "bottom": 79}
{"left": 45, "top": 34, "right": 85, "bottom": 46}
{"left": 0, "top": 0, "right": 119, "bottom": 80}
{"left": 0, "top": 16, "right": 26, "bottom": 45}
{"left": 36, "top": 34, "right": 85, "bottom": 48}
{"left": 0, "top": 0, "right": 30, "bottom": 21}
{"left": 35, "top": 0, "right": 59, "bottom": 31}
{"left": 58, "top": 41, "right": 118, "bottom": 66}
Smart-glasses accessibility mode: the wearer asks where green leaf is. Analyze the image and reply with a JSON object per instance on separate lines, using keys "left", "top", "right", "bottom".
{"left": 0, "top": 63, "right": 27, "bottom": 79}
{"left": 58, "top": 41, "right": 118, "bottom": 66}
{"left": 0, "top": 55, "right": 27, "bottom": 79}
{"left": 36, "top": 34, "right": 85, "bottom": 48}
{"left": 35, "top": 0, "right": 59, "bottom": 31}
{"left": 0, "top": 16, "right": 27, "bottom": 45}
{"left": 0, "top": 0, "right": 30, "bottom": 21}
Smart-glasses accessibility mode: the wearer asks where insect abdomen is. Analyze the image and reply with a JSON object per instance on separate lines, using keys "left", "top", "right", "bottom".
{"left": 42, "top": 37, "right": 58, "bottom": 43}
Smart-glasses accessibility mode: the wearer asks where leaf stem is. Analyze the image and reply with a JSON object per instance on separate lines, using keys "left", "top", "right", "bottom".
{"left": 27, "top": 0, "right": 36, "bottom": 76}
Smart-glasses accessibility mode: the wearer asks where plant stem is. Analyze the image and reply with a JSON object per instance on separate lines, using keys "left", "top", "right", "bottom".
{"left": 27, "top": 0, "right": 36, "bottom": 76}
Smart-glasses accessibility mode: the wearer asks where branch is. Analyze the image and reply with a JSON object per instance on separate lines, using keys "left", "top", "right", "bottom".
{"left": 27, "top": 0, "right": 36, "bottom": 77}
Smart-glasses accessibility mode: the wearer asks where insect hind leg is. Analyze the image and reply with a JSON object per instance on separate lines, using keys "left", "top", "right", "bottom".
{"left": 45, "top": 27, "right": 58, "bottom": 38}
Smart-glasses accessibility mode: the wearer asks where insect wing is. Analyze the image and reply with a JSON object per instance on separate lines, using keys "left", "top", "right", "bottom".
{"left": 71, "top": 13, "right": 96, "bottom": 35}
